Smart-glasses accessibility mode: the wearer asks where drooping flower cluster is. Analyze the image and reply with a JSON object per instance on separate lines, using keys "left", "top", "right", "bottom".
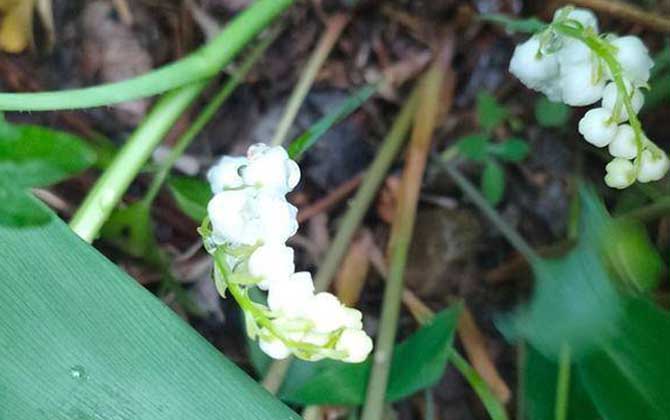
{"left": 202, "top": 143, "right": 373, "bottom": 363}
{"left": 509, "top": 6, "right": 669, "bottom": 189}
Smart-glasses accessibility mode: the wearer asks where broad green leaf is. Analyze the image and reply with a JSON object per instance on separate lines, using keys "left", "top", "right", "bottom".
{"left": 534, "top": 97, "right": 572, "bottom": 128}
{"left": 279, "top": 305, "right": 462, "bottom": 406}
{"left": 476, "top": 91, "right": 508, "bottom": 132}
{"left": 488, "top": 138, "right": 530, "bottom": 162}
{"left": 522, "top": 346, "right": 599, "bottom": 420}
{"left": 498, "top": 186, "right": 621, "bottom": 360}
{"left": 578, "top": 298, "right": 670, "bottom": 420}
{"left": 0, "top": 215, "right": 300, "bottom": 419}
{"left": 0, "top": 121, "right": 96, "bottom": 188}
{"left": 0, "top": 179, "right": 51, "bottom": 226}
{"left": 456, "top": 134, "right": 490, "bottom": 161}
{"left": 481, "top": 160, "right": 505, "bottom": 205}
{"left": 479, "top": 14, "right": 548, "bottom": 34}
{"left": 168, "top": 176, "right": 212, "bottom": 222}
{"left": 287, "top": 84, "right": 377, "bottom": 160}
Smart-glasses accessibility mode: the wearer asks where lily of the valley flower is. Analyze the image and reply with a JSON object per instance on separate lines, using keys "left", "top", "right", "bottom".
{"left": 203, "top": 143, "right": 373, "bottom": 363}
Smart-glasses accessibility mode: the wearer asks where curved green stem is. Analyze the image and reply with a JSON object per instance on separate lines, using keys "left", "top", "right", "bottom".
{"left": 450, "top": 350, "right": 509, "bottom": 420}
{"left": 143, "top": 27, "right": 282, "bottom": 207}
{"left": 554, "top": 343, "right": 571, "bottom": 420}
{"left": 0, "top": 0, "right": 293, "bottom": 111}
{"left": 70, "top": 82, "right": 207, "bottom": 242}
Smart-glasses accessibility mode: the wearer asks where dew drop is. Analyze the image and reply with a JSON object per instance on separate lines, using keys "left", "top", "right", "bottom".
{"left": 69, "top": 365, "right": 87, "bottom": 380}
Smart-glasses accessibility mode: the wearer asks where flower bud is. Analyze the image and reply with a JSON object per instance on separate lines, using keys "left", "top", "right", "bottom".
{"left": 304, "top": 292, "right": 349, "bottom": 334}
{"left": 207, "top": 156, "right": 248, "bottom": 193}
{"left": 608, "top": 125, "right": 637, "bottom": 159}
{"left": 636, "top": 149, "right": 670, "bottom": 183}
{"left": 248, "top": 244, "right": 294, "bottom": 290}
{"left": 601, "top": 81, "right": 644, "bottom": 123}
{"left": 336, "top": 329, "right": 374, "bottom": 363}
{"left": 553, "top": 7, "right": 599, "bottom": 32}
{"left": 267, "top": 272, "right": 315, "bottom": 317}
{"left": 559, "top": 63, "right": 605, "bottom": 106}
{"left": 578, "top": 108, "right": 618, "bottom": 147}
{"left": 259, "top": 333, "right": 291, "bottom": 360}
{"left": 509, "top": 37, "right": 560, "bottom": 93}
{"left": 243, "top": 143, "right": 301, "bottom": 194}
{"left": 208, "top": 189, "right": 261, "bottom": 246}
{"left": 604, "top": 158, "right": 635, "bottom": 189}
{"left": 610, "top": 35, "right": 654, "bottom": 85}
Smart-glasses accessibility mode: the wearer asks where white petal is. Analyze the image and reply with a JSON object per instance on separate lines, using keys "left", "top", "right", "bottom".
{"left": 248, "top": 244, "right": 295, "bottom": 290}
{"left": 553, "top": 7, "right": 599, "bottom": 32}
{"left": 255, "top": 192, "right": 299, "bottom": 244}
{"left": 207, "top": 156, "right": 248, "bottom": 193}
{"left": 604, "top": 158, "right": 635, "bottom": 189}
{"left": 608, "top": 125, "right": 638, "bottom": 159}
{"left": 578, "top": 108, "right": 618, "bottom": 147}
{"left": 636, "top": 149, "right": 670, "bottom": 183}
{"left": 611, "top": 36, "right": 654, "bottom": 85}
{"left": 559, "top": 63, "right": 605, "bottom": 106}
{"left": 267, "top": 271, "right": 315, "bottom": 317}
{"left": 243, "top": 143, "right": 301, "bottom": 194}
{"left": 509, "top": 37, "right": 560, "bottom": 92}
{"left": 601, "top": 81, "right": 644, "bottom": 122}
{"left": 208, "top": 190, "right": 261, "bottom": 246}
{"left": 304, "top": 293, "right": 348, "bottom": 333}
{"left": 336, "top": 329, "right": 373, "bottom": 363}
{"left": 259, "top": 334, "right": 291, "bottom": 359}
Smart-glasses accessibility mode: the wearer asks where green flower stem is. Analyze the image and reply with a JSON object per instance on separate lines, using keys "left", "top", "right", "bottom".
{"left": 142, "top": 28, "right": 282, "bottom": 207}
{"left": 445, "top": 164, "right": 541, "bottom": 264}
{"left": 70, "top": 83, "right": 207, "bottom": 242}
{"left": 270, "top": 14, "right": 350, "bottom": 146}
{"left": 313, "top": 86, "right": 421, "bottom": 291}
{"left": 450, "top": 351, "right": 510, "bottom": 420}
{"left": 554, "top": 343, "right": 571, "bottom": 420}
{"left": 553, "top": 23, "right": 647, "bottom": 169}
{"left": 362, "top": 54, "right": 446, "bottom": 420}
{"left": 0, "top": 0, "right": 293, "bottom": 111}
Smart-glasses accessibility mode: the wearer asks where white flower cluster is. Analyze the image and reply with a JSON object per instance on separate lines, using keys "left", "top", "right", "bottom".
{"left": 204, "top": 143, "right": 373, "bottom": 363}
{"left": 509, "top": 6, "right": 669, "bottom": 189}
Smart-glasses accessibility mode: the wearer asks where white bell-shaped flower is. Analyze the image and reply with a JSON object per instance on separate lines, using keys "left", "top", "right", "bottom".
{"left": 248, "top": 244, "right": 295, "bottom": 290}
{"left": 559, "top": 63, "right": 605, "bottom": 106}
{"left": 207, "top": 156, "right": 248, "bottom": 193}
{"left": 604, "top": 158, "right": 635, "bottom": 189}
{"left": 255, "top": 192, "right": 299, "bottom": 244}
{"left": 336, "top": 329, "right": 374, "bottom": 363}
{"left": 578, "top": 108, "right": 618, "bottom": 147}
{"left": 636, "top": 149, "right": 670, "bottom": 183}
{"left": 267, "top": 271, "right": 315, "bottom": 318}
{"left": 243, "top": 143, "right": 301, "bottom": 194}
{"left": 553, "top": 7, "right": 599, "bottom": 32}
{"left": 601, "top": 81, "right": 644, "bottom": 122}
{"left": 608, "top": 125, "right": 638, "bottom": 159}
{"left": 259, "top": 332, "right": 291, "bottom": 360}
{"left": 610, "top": 36, "right": 654, "bottom": 85}
{"left": 304, "top": 292, "right": 350, "bottom": 334}
{"left": 509, "top": 37, "right": 560, "bottom": 94}
{"left": 208, "top": 189, "right": 262, "bottom": 246}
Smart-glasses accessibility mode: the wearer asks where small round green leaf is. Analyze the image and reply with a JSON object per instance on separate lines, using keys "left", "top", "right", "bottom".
{"left": 481, "top": 160, "right": 505, "bottom": 205}
{"left": 456, "top": 134, "right": 490, "bottom": 162}
{"left": 489, "top": 138, "right": 530, "bottom": 162}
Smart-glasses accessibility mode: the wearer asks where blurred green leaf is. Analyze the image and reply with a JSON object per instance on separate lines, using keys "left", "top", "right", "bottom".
{"left": 479, "top": 14, "right": 548, "bottom": 33}
{"left": 0, "top": 214, "right": 300, "bottom": 419}
{"left": 101, "top": 201, "right": 155, "bottom": 259}
{"left": 168, "top": 176, "right": 212, "bottom": 222}
{"left": 0, "top": 121, "right": 95, "bottom": 188}
{"left": 0, "top": 179, "right": 51, "bottom": 226}
{"left": 481, "top": 160, "right": 505, "bottom": 205}
{"left": 522, "top": 346, "right": 599, "bottom": 420}
{"left": 279, "top": 305, "right": 462, "bottom": 406}
{"left": 579, "top": 298, "right": 670, "bottom": 420}
{"left": 476, "top": 91, "right": 508, "bottom": 132}
{"left": 534, "top": 97, "right": 572, "bottom": 128}
{"left": 602, "top": 219, "right": 664, "bottom": 293}
{"left": 489, "top": 138, "right": 530, "bottom": 162}
{"left": 499, "top": 186, "right": 622, "bottom": 359}
{"left": 457, "top": 134, "right": 490, "bottom": 161}
{"left": 287, "top": 84, "right": 377, "bottom": 160}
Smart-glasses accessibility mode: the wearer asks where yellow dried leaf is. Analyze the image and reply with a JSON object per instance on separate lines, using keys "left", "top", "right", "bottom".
{"left": 0, "top": 0, "right": 34, "bottom": 53}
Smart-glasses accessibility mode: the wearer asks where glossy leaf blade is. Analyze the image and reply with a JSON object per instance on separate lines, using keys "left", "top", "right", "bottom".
{"left": 0, "top": 217, "right": 300, "bottom": 420}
